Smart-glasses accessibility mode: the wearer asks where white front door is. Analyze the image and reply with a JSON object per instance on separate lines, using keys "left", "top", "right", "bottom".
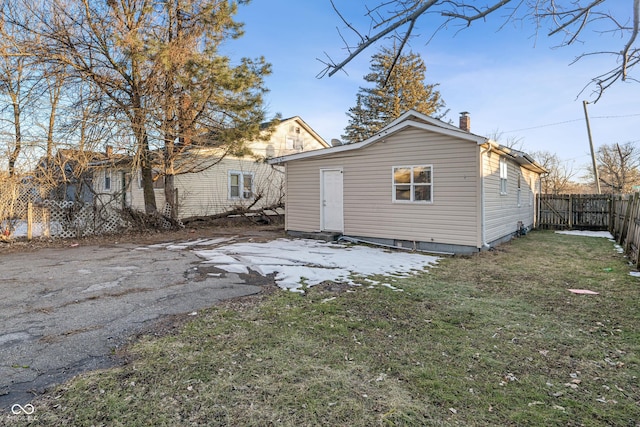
{"left": 321, "top": 169, "right": 343, "bottom": 232}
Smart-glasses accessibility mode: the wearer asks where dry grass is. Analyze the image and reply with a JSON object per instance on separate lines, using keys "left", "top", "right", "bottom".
{"left": 7, "top": 230, "right": 640, "bottom": 426}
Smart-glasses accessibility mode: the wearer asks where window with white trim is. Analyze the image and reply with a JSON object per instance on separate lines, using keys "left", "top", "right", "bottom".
{"left": 517, "top": 173, "right": 521, "bottom": 207}
{"left": 229, "top": 171, "right": 254, "bottom": 199}
{"left": 104, "top": 170, "right": 112, "bottom": 191}
{"left": 393, "top": 165, "right": 432, "bottom": 202}
{"left": 499, "top": 157, "right": 508, "bottom": 195}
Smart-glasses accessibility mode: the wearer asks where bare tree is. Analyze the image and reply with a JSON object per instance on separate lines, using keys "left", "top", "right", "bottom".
{"left": 0, "top": 2, "right": 41, "bottom": 176}
{"left": 530, "top": 150, "right": 577, "bottom": 194}
{"left": 321, "top": 1, "right": 639, "bottom": 100}
{"left": 13, "top": 0, "right": 162, "bottom": 213}
{"left": 488, "top": 129, "right": 525, "bottom": 151}
{"left": 3, "top": 0, "right": 272, "bottom": 218}
{"left": 593, "top": 142, "right": 640, "bottom": 193}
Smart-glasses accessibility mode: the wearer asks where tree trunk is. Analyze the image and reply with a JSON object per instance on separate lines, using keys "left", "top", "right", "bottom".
{"left": 8, "top": 97, "right": 21, "bottom": 177}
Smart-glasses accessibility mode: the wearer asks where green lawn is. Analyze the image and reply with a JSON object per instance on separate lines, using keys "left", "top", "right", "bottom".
{"left": 10, "top": 230, "right": 640, "bottom": 426}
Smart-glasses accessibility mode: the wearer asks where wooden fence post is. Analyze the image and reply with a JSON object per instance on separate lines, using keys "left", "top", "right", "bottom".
{"left": 27, "top": 201, "right": 33, "bottom": 240}
{"left": 625, "top": 193, "right": 640, "bottom": 255}
{"left": 568, "top": 194, "right": 573, "bottom": 229}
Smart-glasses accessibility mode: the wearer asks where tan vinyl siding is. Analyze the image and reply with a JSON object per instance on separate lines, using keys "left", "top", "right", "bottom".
{"left": 285, "top": 161, "right": 322, "bottom": 231}
{"left": 285, "top": 128, "right": 480, "bottom": 247}
{"left": 483, "top": 152, "right": 539, "bottom": 243}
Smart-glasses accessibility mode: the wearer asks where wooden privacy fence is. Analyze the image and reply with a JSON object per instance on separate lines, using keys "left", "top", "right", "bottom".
{"left": 538, "top": 193, "right": 640, "bottom": 267}
{"left": 538, "top": 194, "right": 611, "bottom": 230}
{"left": 610, "top": 193, "right": 640, "bottom": 267}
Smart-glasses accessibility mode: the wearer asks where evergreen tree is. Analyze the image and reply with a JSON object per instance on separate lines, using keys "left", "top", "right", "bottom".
{"left": 342, "top": 46, "right": 445, "bottom": 143}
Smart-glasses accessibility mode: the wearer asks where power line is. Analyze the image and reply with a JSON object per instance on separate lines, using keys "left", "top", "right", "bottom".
{"left": 503, "top": 113, "right": 640, "bottom": 134}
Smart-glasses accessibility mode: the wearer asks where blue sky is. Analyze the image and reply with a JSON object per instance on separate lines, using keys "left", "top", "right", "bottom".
{"left": 227, "top": 1, "right": 639, "bottom": 168}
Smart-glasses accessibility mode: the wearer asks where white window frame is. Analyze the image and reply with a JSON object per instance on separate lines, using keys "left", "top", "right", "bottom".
{"left": 104, "top": 170, "right": 112, "bottom": 191}
{"left": 517, "top": 173, "right": 521, "bottom": 207}
{"left": 228, "top": 171, "right": 254, "bottom": 200}
{"left": 499, "top": 157, "right": 508, "bottom": 195}
{"left": 392, "top": 165, "right": 433, "bottom": 203}
{"left": 285, "top": 136, "right": 295, "bottom": 150}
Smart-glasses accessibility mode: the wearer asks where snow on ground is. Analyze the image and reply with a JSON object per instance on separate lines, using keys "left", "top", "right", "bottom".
{"left": 555, "top": 230, "right": 614, "bottom": 239}
{"left": 192, "top": 238, "right": 440, "bottom": 292}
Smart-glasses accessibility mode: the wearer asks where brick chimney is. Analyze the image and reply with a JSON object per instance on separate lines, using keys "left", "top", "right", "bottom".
{"left": 459, "top": 111, "right": 470, "bottom": 132}
{"left": 105, "top": 145, "right": 113, "bottom": 158}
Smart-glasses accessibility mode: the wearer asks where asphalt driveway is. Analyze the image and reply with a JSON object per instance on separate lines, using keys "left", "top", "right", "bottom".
{"left": 0, "top": 234, "right": 272, "bottom": 412}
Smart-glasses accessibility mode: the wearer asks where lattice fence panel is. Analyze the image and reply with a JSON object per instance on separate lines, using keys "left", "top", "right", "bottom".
{"left": 45, "top": 201, "right": 131, "bottom": 238}
{"left": 1, "top": 176, "right": 131, "bottom": 239}
{"left": 1, "top": 177, "right": 52, "bottom": 238}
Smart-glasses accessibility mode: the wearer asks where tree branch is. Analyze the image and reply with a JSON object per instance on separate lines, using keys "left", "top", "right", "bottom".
{"left": 327, "top": 0, "right": 438, "bottom": 77}
{"left": 622, "top": 0, "right": 640, "bottom": 80}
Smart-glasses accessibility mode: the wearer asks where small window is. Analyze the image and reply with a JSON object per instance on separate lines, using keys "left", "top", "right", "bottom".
{"left": 153, "top": 172, "right": 164, "bottom": 189}
{"left": 104, "top": 171, "right": 111, "bottom": 191}
{"left": 229, "top": 171, "right": 254, "bottom": 200}
{"left": 499, "top": 157, "right": 508, "bottom": 195}
{"left": 285, "top": 136, "right": 295, "bottom": 150}
{"left": 393, "top": 165, "right": 432, "bottom": 203}
{"left": 517, "top": 174, "right": 521, "bottom": 207}
{"left": 285, "top": 136, "right": 303, "bottom": 151}
{"left": 137, "top": 171, "right": 164, "bottom": 189}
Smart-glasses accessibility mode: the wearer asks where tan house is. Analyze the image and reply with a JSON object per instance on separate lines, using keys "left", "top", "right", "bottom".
{"left": 92, "top": 116, "right": 330, "bottom": 219}
{"left": 269, "top": 110, "right": 547, "bottom": 254}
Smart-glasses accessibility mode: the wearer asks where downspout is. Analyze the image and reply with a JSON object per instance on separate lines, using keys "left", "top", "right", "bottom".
{"left": 480, "top": 144, "right": 491, "bottom": 249}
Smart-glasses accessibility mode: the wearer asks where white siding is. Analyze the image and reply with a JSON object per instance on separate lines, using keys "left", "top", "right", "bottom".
{"left": 126, "top": 118, "right": 324, "bottom": 218}
{"left": 93, "top": 168, "right": 127, "bottom": 211}
{"left": 246, "top": 117, "right": 328, "bottom": 158}
{"left": 128, "top": 157, "right": 284, "bottom": 219}
{"left": 285, "top": 128, "right": 482, "bottom": 248}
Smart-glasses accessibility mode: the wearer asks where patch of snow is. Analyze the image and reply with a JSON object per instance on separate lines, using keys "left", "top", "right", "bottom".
{"left": 193, "top": 238, "right": 439, "bottom": 292}
{"left": 3, "top": 220, "right": 51, "bottom": 238}
{"left": 555, "top": 230, "right": 613, "bottom": 239}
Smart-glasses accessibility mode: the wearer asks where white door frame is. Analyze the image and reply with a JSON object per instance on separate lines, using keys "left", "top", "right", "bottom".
{"left": 320, "top": 168, "right": 344, "bottom": 232}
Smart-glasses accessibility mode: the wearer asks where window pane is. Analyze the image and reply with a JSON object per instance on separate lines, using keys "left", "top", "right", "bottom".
{"left": 394, "top": 167, "right": 411, "bottom": 184}
{"left": 413, "top": 167, "right": 431, "bottom": 183}
{"left": 243, "top": 174, "right": 253, "bottom": 198}
{"left": 230, "top": 173, "right": 240, "bottom": 197}
{"left": 500, "top": 178, "right": 507, "bottom": 194}
{"left": 285, "top": 137, "right": 295, "bottom": 149}
{"left": 395, "top": 185, "right": 411, "bottom": 200}
{"left": 414, "top": 185, "right": 431, "bottom": 201}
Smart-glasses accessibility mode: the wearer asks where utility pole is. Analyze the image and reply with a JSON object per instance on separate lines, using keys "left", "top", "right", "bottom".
{"left": 583, "top": 100, "right": 601, "bottom": 194}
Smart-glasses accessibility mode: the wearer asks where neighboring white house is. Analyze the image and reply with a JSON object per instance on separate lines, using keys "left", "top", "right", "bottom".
{"left": 92, "top": 116, "right": 330, "bottom": 219}
{"left": 268, "top": 110, "right": 547, "bottom": 254}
